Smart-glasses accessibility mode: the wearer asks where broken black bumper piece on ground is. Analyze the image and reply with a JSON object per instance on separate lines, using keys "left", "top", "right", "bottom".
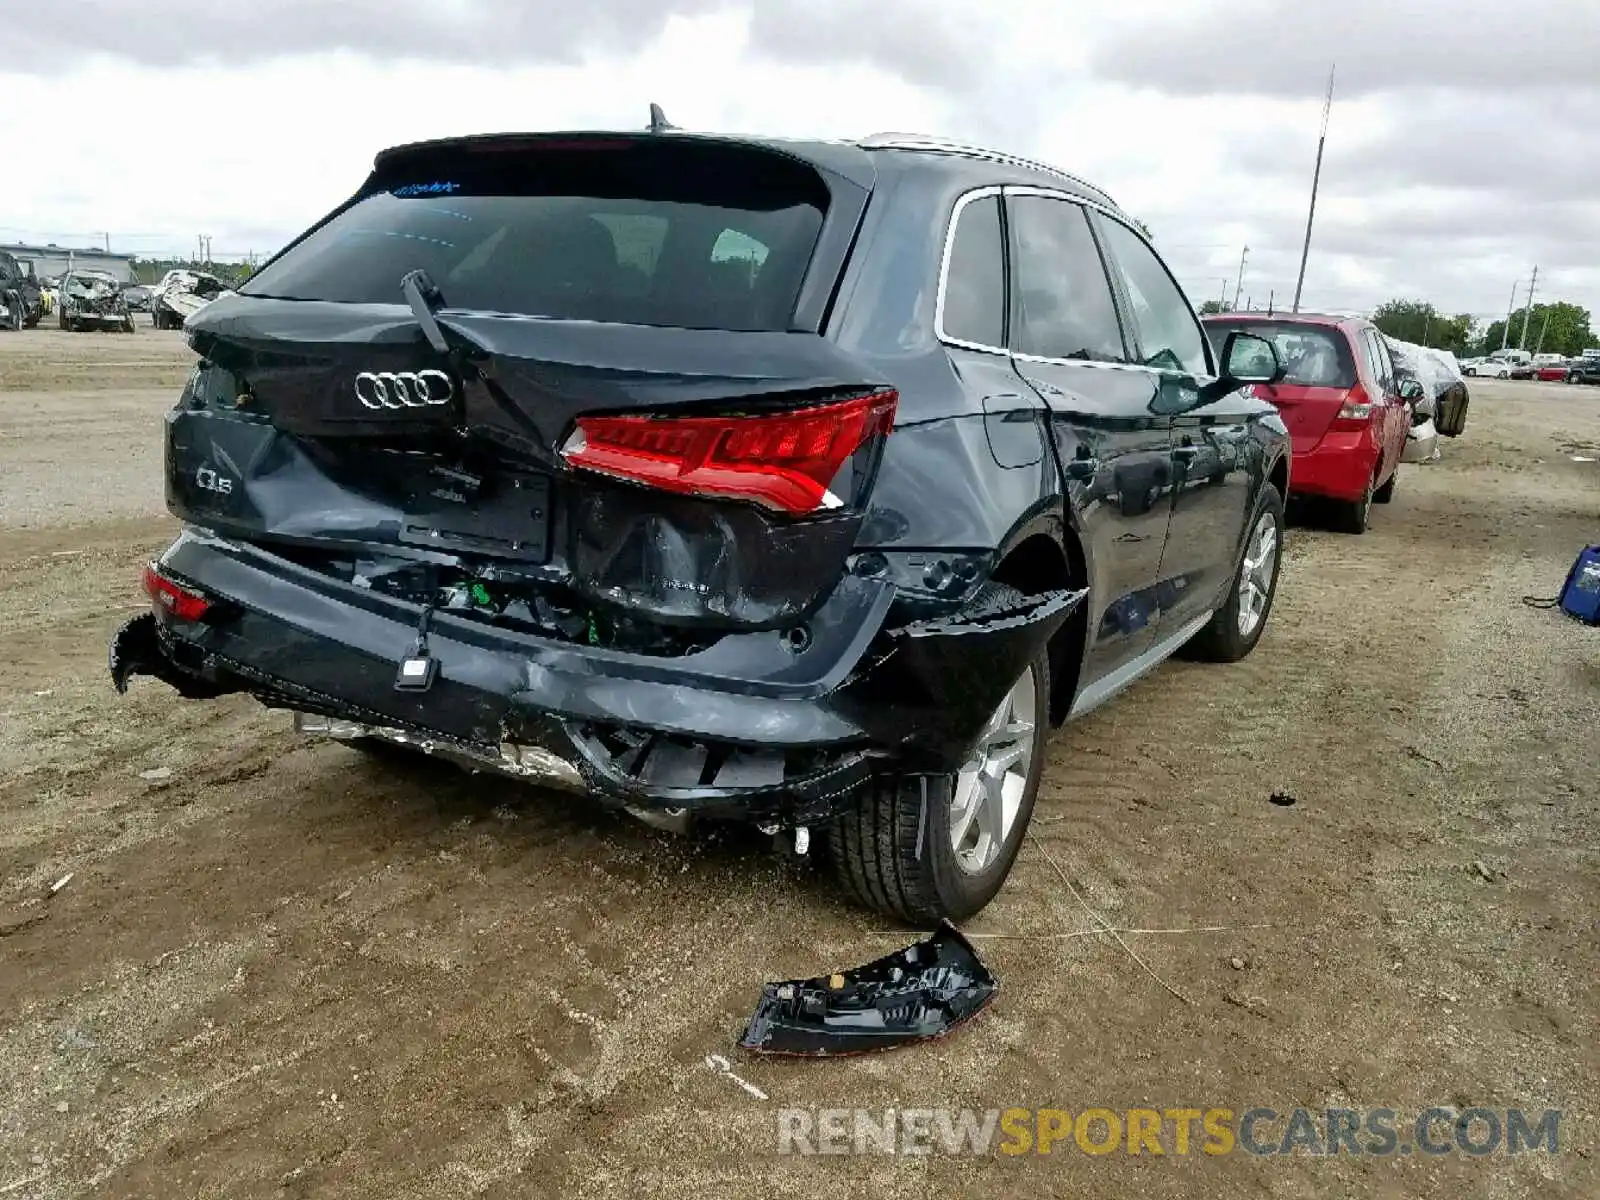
{"left": 738, "top": 920, "right": 998, "bottom": 1056}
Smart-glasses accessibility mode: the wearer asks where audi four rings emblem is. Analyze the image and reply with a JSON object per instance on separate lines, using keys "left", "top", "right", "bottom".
{"left": 354, "top": 369, "right": 454, "bottom": 409}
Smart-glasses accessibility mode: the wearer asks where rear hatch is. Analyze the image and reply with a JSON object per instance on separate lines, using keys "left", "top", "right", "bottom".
{"left": 172, "top": 133, "right": 889, "bottom": 639}
{"left": 1204, "top": 320, "right": 1359, "bottom": 453}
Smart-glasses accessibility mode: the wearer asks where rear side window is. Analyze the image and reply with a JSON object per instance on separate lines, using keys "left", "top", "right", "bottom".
{"left": 1205, "top": 321, "right": 1357, "bottom": 388}
{"left": 1006, "top": 195, "right": 1125, "bottom": 362}
{"left": 1096, "top": 218, "right": 1209, "bottom": 376}
{"left": 940, "top": 194, "right": 1005, "bottom": 348}
{"left": 242, "top": 140, "right": 830, "bottom": 332}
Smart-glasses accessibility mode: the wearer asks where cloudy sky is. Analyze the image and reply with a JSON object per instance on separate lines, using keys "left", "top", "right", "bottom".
{"left": 5, "top": 0, "right": 1598, "bottom": 325}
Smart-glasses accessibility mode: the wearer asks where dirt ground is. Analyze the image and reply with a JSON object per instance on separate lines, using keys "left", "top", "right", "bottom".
{"left": 1, "top": 326, "right": 1596, "bottom": 1199}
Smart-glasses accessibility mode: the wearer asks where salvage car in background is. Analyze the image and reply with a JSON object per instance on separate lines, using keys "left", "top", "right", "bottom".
{"left": 0, "top": 250, "right": 44, "bottom": 330}
{"left": 1566, "top": 353, "right": 1600, "bottom": 385}
{"left": 111, "top": 126, "right": 1291, "bottom": 922}
{"left": 1384, "top": 335, "right": 1469, "bottom": 463}
{"left": 1202, "top": 312, "right": 1409, "bottom": 533}
{"left": 151, "top": 269, "right": 234, "bottom": 329}
{"left": 58, "top": 269, "right": 135, "bottom": 332}
{"left": 123, "top": 284, "right": 154, "bottom": 313}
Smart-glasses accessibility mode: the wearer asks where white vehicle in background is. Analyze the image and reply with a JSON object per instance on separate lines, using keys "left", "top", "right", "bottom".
{"left": 151, "top": 269, "right": 235, "bottom": 330}
{"left": 1463, "top": 352, "right": 1516, "bottom": 379}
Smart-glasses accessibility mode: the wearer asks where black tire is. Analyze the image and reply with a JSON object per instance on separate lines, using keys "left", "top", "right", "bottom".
{"left": 1186, "top": 482, "right": 1285, "bottom": 663}
{"left": 1333, "top": 476, "right": 1373, "bottom": 534}
{"left": 828, "top": 582, "right": 1050, "bottom": 924}
{"left": 1373, "top": 466, "right": 1397, "bottom": 504}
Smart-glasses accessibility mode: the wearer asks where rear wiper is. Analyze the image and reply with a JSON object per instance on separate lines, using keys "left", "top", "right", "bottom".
{"left": 401, "top": 269, "right": 450, "bottom": 354}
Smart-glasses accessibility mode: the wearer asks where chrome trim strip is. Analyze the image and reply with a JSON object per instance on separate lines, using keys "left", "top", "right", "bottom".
{"left": 932, "top": 186, "right": 1222, "bottom": 385}
{"left": 1066, "top": 612, "right": 1214, "bottom": 720}
{"left": 932, "top": 185, "right": 1008, "bottom": 354}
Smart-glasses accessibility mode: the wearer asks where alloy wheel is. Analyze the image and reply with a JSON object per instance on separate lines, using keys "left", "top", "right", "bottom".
{"left": 949, "top": 665, "right": 1039, "bottom": 875}
{"left": 1237, "top": 509, "right": 1280, "bottom": 637}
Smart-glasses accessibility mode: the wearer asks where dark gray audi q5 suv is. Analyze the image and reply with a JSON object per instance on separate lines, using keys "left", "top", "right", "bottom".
{"left": 112, "top": 123, "right": 1290, "bottom": 922}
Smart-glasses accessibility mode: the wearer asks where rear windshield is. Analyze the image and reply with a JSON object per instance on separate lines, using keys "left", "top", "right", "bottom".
{"left": 1203, "top": 321, "right": 1356, "bottom": 388}
{"left": 242, "top": 139, "right": 830, "bottom": 332}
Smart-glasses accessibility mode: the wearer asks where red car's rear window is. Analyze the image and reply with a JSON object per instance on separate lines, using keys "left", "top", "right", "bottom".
{"left": 1204, "top": 321, "right": 1357, "bottom": 389}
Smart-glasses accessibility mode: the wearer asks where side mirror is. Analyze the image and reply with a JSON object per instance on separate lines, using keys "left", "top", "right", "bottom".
{"left": 1197, "top": 331, "right": 1283, "bottom": 404}
{"left": 1222, "top": 331, "right": 1283, "bottom": 383}
{"left": 1398, "top": 378, "right": 1425, "bottom": 403}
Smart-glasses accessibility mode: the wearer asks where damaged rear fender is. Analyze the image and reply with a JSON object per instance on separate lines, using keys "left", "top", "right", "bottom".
{"left": 837, "top": 584, "right": 1084, "bottom": 769}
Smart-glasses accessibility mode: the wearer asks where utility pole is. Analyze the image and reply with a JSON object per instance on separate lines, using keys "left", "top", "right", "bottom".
{"left": 1218, "top": 279, "right": 1229, "bottom": 310}
{"left": 1500, "top": 279, "right": 1517, "bottom": 351}
{"left": 1535, "top": 310, "right": 1551, "bottom": 355}
{"left": 101, "top": 231, "right": 110, "bottom": 253}
{"left": 1233, "top": 245, "right": 1249, "bottom": 310}
{"left": 1517, "top": 265, "right": 1538, "bottom": 350}
{"left": 1292, "top": 64, "right": 1336, "bottom": 313}
{"left": 1422, "top": 311, "right": 1431, "bottom": 347}
{"left": 1267, "top": 288, "right": 1275, "bottom": 316}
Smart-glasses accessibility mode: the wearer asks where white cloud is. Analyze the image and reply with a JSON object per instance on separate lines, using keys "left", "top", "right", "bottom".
{"left": 2, "top": 0, "right": 1596, "bottom": 323}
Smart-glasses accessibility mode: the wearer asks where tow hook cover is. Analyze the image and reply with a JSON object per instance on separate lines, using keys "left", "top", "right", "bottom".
{"left": 738, "top": 920, "right": 998, "bottom": 1056}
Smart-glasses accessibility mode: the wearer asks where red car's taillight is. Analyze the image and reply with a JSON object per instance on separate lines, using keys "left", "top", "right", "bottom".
{"left": 142, "top": 563, "right": 210, "bottom": 621}
{"left": 559, "top": 390, "right": 899, "bottom": 516}
{"left": 1331, "top": 384, "right": 1374, "bottom": 432}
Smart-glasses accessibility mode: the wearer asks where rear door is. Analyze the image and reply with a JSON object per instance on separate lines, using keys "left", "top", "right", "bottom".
{"left": 1095, "top": 213, "right": 1253, "bottom": 638}
{"left": 1001, "top": 190, "right": 1175, "bottom": 682}
{"left": 1359, "top": 326, "right": 1408, "bottom": 477}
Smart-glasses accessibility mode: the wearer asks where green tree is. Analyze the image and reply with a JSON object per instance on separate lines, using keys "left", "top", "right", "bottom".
{"left": 1370, "top": 299, "right": 1473, "bottom": 354}
{"left": 1478, "top": 301, "right": 1594, "bottom": 357}
{"left": 1197, "top": 298, "right": 1227, "bottom": 315}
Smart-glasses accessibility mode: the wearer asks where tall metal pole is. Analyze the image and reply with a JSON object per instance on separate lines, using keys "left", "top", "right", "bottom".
{"left": 1292, "top": 65, "right": 1335, "bottom": 313}
{"left": 1534, "top": 310, "right": 1550, "bottom": 355}
{"left": 1500, "top": 280, "right": 1517, "bottom": 351}
{"left": 1517, "top": 265, "right": 1537, "bottom": 350}
{"left": 1233, "top": 245, "right": 1249, "bottom": 310}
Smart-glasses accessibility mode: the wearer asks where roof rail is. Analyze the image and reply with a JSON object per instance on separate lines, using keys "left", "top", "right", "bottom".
{"left": 857, "top": 133, "right": 1119, "bottom": 210}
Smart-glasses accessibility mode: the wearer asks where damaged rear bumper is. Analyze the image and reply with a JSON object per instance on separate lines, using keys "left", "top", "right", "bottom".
{"left": 111, "top": 530, "right": 1082, "bottom": 825}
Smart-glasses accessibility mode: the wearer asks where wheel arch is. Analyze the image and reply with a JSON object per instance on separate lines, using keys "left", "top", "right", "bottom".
{"left": 988, "top": 515, "right": 1089, "bottom": 728}
{"left": 1267, "top": 450, "right": 1289, "bottom": 503}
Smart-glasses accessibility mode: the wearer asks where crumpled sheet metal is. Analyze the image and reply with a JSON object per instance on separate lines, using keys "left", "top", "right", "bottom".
{"left": 739, "top": 920, "right": 998, "bottom": 1056}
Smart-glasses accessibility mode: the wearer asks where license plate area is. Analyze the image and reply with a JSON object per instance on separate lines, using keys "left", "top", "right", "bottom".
{"left": 398, "top": 466, "right": 551, "bottom": 562}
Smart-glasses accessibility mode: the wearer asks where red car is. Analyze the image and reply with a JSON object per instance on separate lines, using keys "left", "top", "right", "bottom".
{"left": 1200, "top": 313, "right": 1411, "bottom": 533}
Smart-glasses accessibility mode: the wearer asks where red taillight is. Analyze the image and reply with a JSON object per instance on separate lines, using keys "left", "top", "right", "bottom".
{"left": 560, "top": 390, "right": 898, "bottom": 516}
{"left": 1331, "top": 384, "right": 1374, "bottom": 431}
{"left": 142, "top": 563, "right": 210, "bottom": 621}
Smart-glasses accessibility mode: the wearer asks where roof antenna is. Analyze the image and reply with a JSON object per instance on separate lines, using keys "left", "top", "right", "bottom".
{"left": 647, "top": 103, "right": 678, "bottom": 133}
